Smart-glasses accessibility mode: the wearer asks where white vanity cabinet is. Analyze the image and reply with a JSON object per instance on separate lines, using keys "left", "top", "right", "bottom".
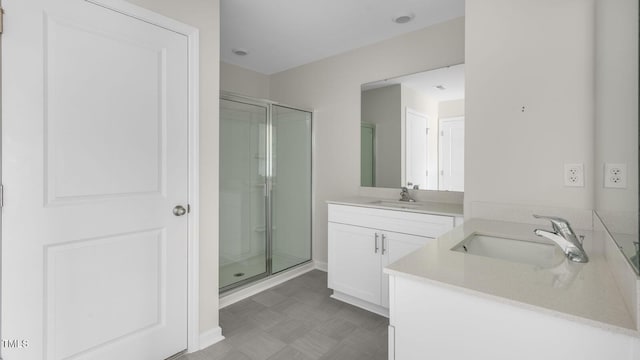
{"left": 327, "top": 203, "right": 456, "bottom": 315}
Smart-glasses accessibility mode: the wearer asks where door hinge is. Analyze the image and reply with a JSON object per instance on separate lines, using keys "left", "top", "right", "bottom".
{"left": 0, "top": 8, "right": 5, "bottom": 35}
{"left": 187, "top": 204, "right": 191, "bottom": 213}
{"left": 1, "top": 184, "right": 4, "bottom": 208}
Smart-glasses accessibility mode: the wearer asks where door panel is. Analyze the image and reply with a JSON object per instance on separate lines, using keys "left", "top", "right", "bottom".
{"left": 271, "top": 105, "right": 312, "bottom": 273}
{"left": 439, "top": 117, "right": 465, "bottom": 192}
{"left": 2, "top": 1, "right": 189, "bottom": 359}
{"left": 405, "top": 109, "right": 428, "bottom": 189}
{"left": 361, "top": 124, "right": 375, "bottom": 187}
{"left": 46, "top": 229, "right": 165, "bottom": 359}
{"left": 45, "top": 13, "right": 166, "bottom": 203}
{"left": 219, "top": 99, "right": 268, "bottom": 289}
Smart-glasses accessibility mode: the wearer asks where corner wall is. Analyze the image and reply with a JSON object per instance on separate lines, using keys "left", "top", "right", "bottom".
{"left": 220, "top": 61, "right": 271, "bottom": 99}
{"left": 465, "top": 0, "right": 595, "bottom": 217}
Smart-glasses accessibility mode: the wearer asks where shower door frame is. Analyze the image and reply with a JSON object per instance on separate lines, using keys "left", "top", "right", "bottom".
{"left": 219, "top": 91, "right": 314, "bottom": 293}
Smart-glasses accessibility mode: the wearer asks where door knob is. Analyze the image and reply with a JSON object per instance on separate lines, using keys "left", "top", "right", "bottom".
{"left": 173, "top": 205, "right": 187, "bottom": 216}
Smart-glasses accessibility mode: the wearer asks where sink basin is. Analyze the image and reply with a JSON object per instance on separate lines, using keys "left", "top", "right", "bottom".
{"left": 452, "top": 233, "right": 565, "bottom": 268}
{"left": 369, "top": 200, "right": 421, "bottom": 209}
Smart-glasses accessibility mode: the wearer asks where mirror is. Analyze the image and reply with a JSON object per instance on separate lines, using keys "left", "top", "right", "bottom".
{"left": 594, "top": 1, "right": 639, "bottom": 274}
{"left": 360, "top": 64, "right": 465, "bottom": 192}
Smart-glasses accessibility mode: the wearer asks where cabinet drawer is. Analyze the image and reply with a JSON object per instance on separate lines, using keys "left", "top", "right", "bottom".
{"left": 328, "top": 204, "right": 454, "bottom": 238}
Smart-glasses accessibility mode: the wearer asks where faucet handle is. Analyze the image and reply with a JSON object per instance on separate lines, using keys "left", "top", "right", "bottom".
{"left": 533, "top": 214, "right": 574, "bottom": 235}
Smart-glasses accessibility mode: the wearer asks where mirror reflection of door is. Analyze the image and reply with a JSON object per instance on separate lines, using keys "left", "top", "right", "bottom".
{"left": 439, "top": 117, "right": 465, "bottom": 191}
{"left": 361, "top": 123, "right": 376, "bottom": 187}
{"left": 405, "top": 108, "right": 428, "bottom": 189}
{"left": 360, "top": 63, "right": 465, "bottom": 192}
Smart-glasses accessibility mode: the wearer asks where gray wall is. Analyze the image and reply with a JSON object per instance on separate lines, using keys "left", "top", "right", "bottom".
{"left": 361, "top": 85, "right": 402, "bottom": 188}
{"left": 439, "top": 99, "right": 465, "bottom": 119}
{"left": 221, "top": 61, "right": 271, "bottom": 100}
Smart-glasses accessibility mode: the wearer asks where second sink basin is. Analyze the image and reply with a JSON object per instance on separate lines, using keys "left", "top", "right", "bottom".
{"left": 452, "top": 233, "right": 565, "bottom": 268}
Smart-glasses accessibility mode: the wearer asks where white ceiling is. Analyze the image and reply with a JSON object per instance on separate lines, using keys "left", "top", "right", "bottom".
{"left": 221, "top": 0, "right": 465, "bottom": 75}
{"left": 362, "top": 64, "right": 465, "bottom": 102}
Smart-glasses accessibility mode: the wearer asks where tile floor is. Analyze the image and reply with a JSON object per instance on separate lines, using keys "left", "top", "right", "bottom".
{"left": 180, "top": 270, "right": 388, "bottom": 360}
{"left": 219, "top": 253, "right": 309, "bottom": 288}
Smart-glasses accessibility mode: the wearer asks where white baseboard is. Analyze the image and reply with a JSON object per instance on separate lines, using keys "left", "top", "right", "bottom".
{"left": 314, "top": 260, "right": 328, "bottom": 272}
{"left": 198, "top": 326, "right": 224, "bottom": 351}
{"left": 331, "top": 291, "right": 389, "bottom": 318}
{"left": 219, "top": 262, "right": 316, "bottom": 309}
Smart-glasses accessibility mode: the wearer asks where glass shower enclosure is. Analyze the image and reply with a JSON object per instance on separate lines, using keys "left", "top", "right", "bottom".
{"left": 219, "top": 94, "right": 312, "bottom": 291}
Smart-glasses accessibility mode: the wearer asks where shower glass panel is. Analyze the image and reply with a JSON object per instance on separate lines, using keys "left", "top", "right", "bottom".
{"left": 219, "top": 99, "right": 268, "bottom": 289}
{"left": 271, "top": 105, "right": 312, "bottom": 273}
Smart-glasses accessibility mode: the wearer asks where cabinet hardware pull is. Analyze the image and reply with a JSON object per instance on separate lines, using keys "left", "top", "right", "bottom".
{"left": 374, "top": 233, "right": 379, "bottom": 253}
{"left": 381, "top": 234, "right": 387, "bottom": 255}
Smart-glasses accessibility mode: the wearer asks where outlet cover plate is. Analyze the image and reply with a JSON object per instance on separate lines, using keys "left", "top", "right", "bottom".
{"left": 604, "top": 163, "right": 627, "bottom": 189}
{"left": 564, "top": 163, "right": 584, "bottom": 187}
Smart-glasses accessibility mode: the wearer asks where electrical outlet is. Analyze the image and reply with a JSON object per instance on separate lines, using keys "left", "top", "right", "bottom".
{"left": 604, "top": 163, "right": 627, "bottom": 188}
{"left": 564, "top": 163, "right": 584, "bottom": 187}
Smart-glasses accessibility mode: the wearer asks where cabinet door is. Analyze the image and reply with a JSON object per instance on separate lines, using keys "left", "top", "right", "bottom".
{"left": 328, "top": 222, "right": 382, "bottom": 305}
{"left": 381, "top": 232, "right": 432, "bottom": 308}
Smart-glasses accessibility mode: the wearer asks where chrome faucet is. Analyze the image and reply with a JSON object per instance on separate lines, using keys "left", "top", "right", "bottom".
{"left": 399, "top": 187, "right": 415, "bottom": 202}
{"left": 533, "top": 214, "right": 589, "bottom": 263}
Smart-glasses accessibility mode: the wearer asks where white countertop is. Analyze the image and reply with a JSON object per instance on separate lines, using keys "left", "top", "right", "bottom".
{"left": 384, "top": 218, "right": 639, "bottom": 336}
{"left": 327, "top": 196, "right": 463, "bottom": 217}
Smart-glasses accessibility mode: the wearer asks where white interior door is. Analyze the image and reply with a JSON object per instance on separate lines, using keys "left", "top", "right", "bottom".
{"left": 2, "top": 1, "right": 189, "bottom": 359}
{"left": 439, "top": 117, "right": 465, "bottom": 192}
{"left": 405, "top": 108, "right": 428, "bottom": 189}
